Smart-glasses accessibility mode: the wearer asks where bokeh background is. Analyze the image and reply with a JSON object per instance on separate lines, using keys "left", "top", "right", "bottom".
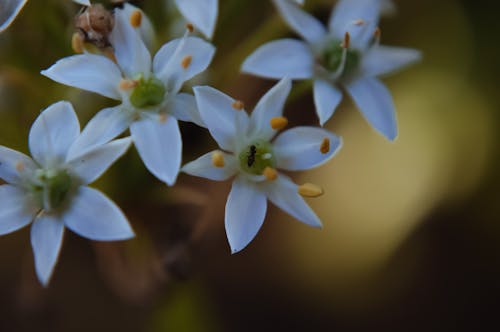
{"left": 0, "top": 0, "right": 499, "bottom": 331}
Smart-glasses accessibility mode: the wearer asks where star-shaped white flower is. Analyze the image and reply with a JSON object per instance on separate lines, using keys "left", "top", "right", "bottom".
{"left": 242, "top": 0, "right": 421, "bottom": 140}
{"left": 0, "top": 101, "right": 134, "bottom": 286}
{"left": 182, "top": 78, "right": 342, "bottom": 253}
{"left": 42, "top": 6, "right": 215, "bottom": 186}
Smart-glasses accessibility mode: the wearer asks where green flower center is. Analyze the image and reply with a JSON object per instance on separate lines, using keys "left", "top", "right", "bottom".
{"left": 321, "top": 40, "right": 361, "bottom": 78}
{"left": 129, "top": 76, "right": 166, "bottom": 109}
{"left": 31, "top": 168, "right": 73, "bottom": 212}
{"left": 238, "top": 141, "right": 276, "bottom": 175}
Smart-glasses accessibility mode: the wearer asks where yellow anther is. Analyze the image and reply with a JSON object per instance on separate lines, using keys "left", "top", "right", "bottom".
{"left": 71, "top": 32, "right": 84, "bottom": 54}
{"left": 119, "top": 79, "right": 138, "bottom": 90}
{"left": 298, "top": 183, "right": 324, "bottom": 198}
{"left": 186, "top": 23, "right": 194, "bottom": 33}
{"left": 270, "top": 117, "right": 288, "bottom": 130}
{"left": 353, "top": 19, "right": 365, "bottom": 26}
{"left": 130, "top": 10, "right": 142, "bottom": 28}
{"left": 320, "top": 137, "right": 330, "bottom": 154}
{"left": 263, "top": 167, "right": 278, "bottom": 181}
{"left": 15, "top": 162, "right": 24, "bottom": 172}
{"left": 211, "top": 151, "right": 225, "bottom": 168}
{"left": 232, "top": 100, "right": 245, "bottom": 110}
{"left": 181, "top": 55, "right": 193, "bottom": 69}
{"left": 341, "top": 32, "right": 350, "bottom": 49}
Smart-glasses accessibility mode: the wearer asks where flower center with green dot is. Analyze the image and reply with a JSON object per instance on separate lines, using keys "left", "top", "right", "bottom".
{"left": 321, "top": 40, "right": 360, "bottom": 79}
{"left": 239, "top": 141, "right": 276, "bottom": 176}
{"left": 30, "top": 168, "right": 73, "bottom": 212}
{"left": 129, "top": 76, "right": 166, "bottom": 109}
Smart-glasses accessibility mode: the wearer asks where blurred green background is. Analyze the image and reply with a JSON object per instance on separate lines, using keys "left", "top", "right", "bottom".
{"left": 0, "top": 0, "right": 499, "bottom": 331}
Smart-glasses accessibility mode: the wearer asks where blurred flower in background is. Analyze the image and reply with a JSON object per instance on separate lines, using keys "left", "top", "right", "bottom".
{"left": 0, "top": 0, "right": 499, "bottom": 331}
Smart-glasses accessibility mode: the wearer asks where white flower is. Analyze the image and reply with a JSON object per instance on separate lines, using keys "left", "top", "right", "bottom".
{"left": 182, "top": 78, "right": 342, "bottom": 253}
{"left": 42, "top": 7, "right": 215, "bottom": 186}
{"left": 242, "top": 0, "right": 421, "bottom": 140}
{"left": 173, "top": 0, "right": 218, "bottom": 39}
{"left": 0, "top": 101, "right": 134, "bottom": 286}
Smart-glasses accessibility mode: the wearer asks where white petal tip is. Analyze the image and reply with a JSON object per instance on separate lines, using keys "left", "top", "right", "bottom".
{"left": 230, "top": 247, "right": 243, "bottom": 255}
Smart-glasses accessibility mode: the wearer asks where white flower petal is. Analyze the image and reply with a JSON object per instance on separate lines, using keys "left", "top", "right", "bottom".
{"left": 361, "top": 45, "right": 422, "bottom": 77}
{"left": 64, "top": 186, "right": 134, "bottom": 241}
{"left": 182, "top": 150, "right": 237, "bottom": 181}
{"left": 0, "top": 146, "right": 36, "bottom": 184}
{"left": 167, "top": 93, "right": 205, "bottom": 127}
{"left": 0, "top": 185, "right": 38, "bottom": 235}
{"left": 30, "top": 213, "right": 65, "bottom": 286}
{"left": 274, "top": 126, "right": 342, "bottom": 171}
{"left": 345, "top": 77, "right": 398, "bottom": 140}
{"left": 328, "top": 0, "right": 381, "bottom": 49}
{"left": 194, "top": 86, "right": 249, "bottom": 152}
{"left": 313, "top": 79, "right": 343, "bottom": 126}
{"left": 248, "top": 78, "right": 292, "bottom": 141}
{"left": 130, "top": 116, "right": 182, "bottom": 186}
{"left": 29, "top": 101, "right": 80, "bottom": 167}
{"left": 42, "top": 54, "right": 122, "bottom": 100}
{"left": 225, "top": 176, "right": 267, "bottom": 254}
{"left": 67, "top": 106, "right": 133, "bottom": 160}
{"left": 67, "top": 138, "right": 132, "bottom": 185}
{"left": 273, "top": 0, "right": 326, "bottom": 45}
{"left": 0, "top": 0, "right": 28, "bottom": 32}
{"left": 110, "top": 7, "right": 152, "bottom": 78}
{"left": 153, "top": 36, "right": 215, "bottom": 93}
{"left": 174, "top": 0, "right": 218, "bottom": 39}
{"left": 263, "top": 174, "right": 321, "bottom": 227}
{"left": 121, "top": 3, "right": 156, "bottom": 50}
{"left": 242, "top": 39, "right": 314, "bottom": 80}
{"left": 73, "top": 0, "right": 90, "bottom": 5}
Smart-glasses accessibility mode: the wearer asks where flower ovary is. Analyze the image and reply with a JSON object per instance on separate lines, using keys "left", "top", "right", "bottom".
{"left": 32, "top": 168, "right": 73, "bottom": 212}
{"left": 129, "top": 76, "right": 166, "bottom": 109}
{"left": 322, "top": 41, "right": 360, "bottom": 78}
{"left": 239, "top": 141, "right": 276, "bottom": 175}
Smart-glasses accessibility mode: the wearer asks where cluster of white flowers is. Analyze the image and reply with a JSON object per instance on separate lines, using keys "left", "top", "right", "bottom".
{"left": 0, "top": 0, "right": 419, "bottom": 285}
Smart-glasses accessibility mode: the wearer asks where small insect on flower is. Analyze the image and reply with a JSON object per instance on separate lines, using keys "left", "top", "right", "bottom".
{"left": 74, "top": 3, "right": 115, "bottom": 51}
{"left": 247, "top": 145, "right": 257, "bottom": 167}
